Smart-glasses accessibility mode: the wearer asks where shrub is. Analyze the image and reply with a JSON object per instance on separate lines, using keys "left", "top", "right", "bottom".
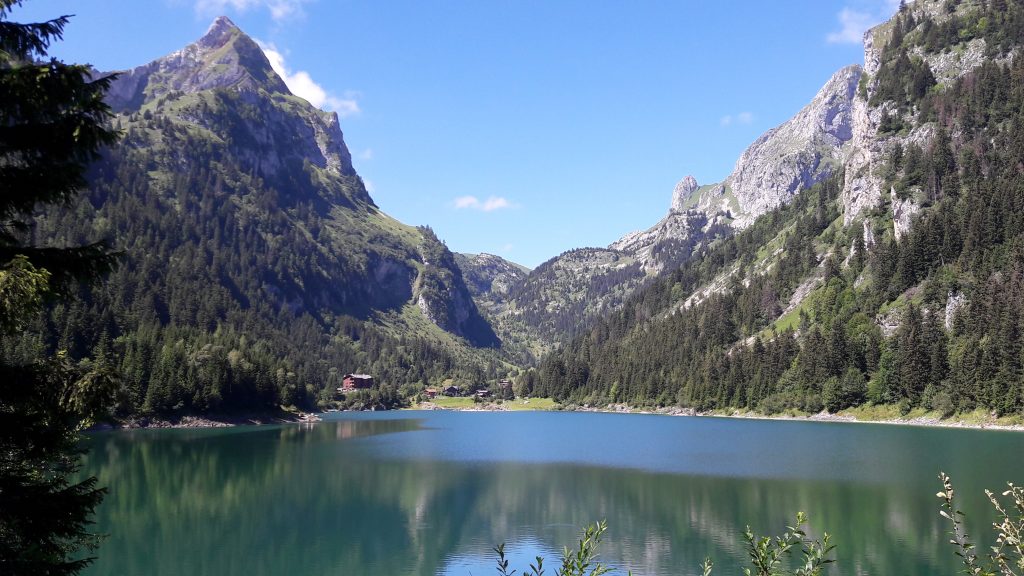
{"left": 494, "top": 515, "right": 834, "bottom": 576}
{"left": 938, "top": 472, "right": 1024, "bottom": 575}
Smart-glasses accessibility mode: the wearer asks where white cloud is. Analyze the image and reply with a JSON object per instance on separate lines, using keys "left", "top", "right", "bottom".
{"left": 258, "top": 42, "right": 360, "bottom": 116}
{"left": 454, "top": 196, "right": 480, "bottom": 209}
{"left": 356, "top": 149, "right": 374, "bottom": 161}
{"left": 482, "top": 197, "right": 512, "bottom": 211}
{"left": 453, "top": 195, "right": 514, "bottom": 212}
{"left": 720, "top": 112, "right": 754, "bottom": 127}
{"left": 827, "top": 8, "right": 876, "bottom": 44}
{"left": 194, "top": 0, "right": 311, "bottom": 21}
{"left": 827, "top": 1, "right": 910, "bottom": 45}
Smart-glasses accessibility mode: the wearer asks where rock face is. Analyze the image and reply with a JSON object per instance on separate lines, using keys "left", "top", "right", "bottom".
{"left": 106, "top": 16, "right": 362, "bottom": 197}
{"left": 723, "top": 65, "right": 861, "bottom": 228}
{"left": 455, "top": 253, "right": 530, "bottom": 315}
{"left": 891, "top": 189, "right": 922, "bottom": 242}
{"left": 603, "top": 64, "right": 862, "bottom": 280}
{"left": 106, "top": 16, "right": 289, "bottom": 110}
{"left": 670, "top": 175, "right": 700, "bottom": 212}
{"left": 609, "top": 207, "right": 713, "bottom": 272}
{"left": 841, "top": 0, "right": 1003, "bottom": 227}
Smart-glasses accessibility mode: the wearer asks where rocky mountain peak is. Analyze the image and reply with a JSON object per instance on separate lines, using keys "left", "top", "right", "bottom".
{"left": 106, "top": 16, "right": 288, "bottom": 112}
{"left": 670, "top": 175, "right": 699, "bottom": 212}
{"left": 723, "top": 64, "right": 862, "bottom": 228}
{"left": 198, "top": 15, "right": 242, "bottom": 50}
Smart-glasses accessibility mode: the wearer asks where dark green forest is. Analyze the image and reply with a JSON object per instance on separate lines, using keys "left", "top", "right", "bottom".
{"left": 527, "top": 0, "right": 1024, "bottom": 416}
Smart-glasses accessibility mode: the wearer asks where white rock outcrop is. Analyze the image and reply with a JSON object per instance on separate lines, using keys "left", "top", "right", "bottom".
{"left": 670, "top": 175, "right": 700, "bottom": 213}
{"left": 724, "top": 65, "right": 862, "bottom": 228}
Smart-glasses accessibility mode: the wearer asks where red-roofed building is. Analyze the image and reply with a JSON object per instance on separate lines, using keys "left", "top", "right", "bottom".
{"left": 342, "top": 374, "right": 374, "bottom": 391}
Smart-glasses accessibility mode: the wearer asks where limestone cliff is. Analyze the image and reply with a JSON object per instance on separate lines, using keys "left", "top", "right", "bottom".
{"left": 724, "top": 65, "right": 861, "bottom": 228}
{"left": 841, "top": 0, "right": 1011, "bottom": 232}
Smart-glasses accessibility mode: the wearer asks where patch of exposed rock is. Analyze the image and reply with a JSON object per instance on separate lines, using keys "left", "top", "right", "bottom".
{"left": 945, "top": 291, "right": 966, "bottom": 331}
{"left": 105, "top": 16, "right": 360, "bottom": 188}
{"left": 724, "top": 65, "right": 862, "bottom": 228}
{"left": 891, "top": 189, "right": 922, "bottom": 241}
{"left": 842, "top": 0, "right": 1011, "bottom": 227}
{"left": 455, "top": 253, "right": 530, "bottom": 300}
{"left": 670, "top": 175, "right": 700, "bottom": 212}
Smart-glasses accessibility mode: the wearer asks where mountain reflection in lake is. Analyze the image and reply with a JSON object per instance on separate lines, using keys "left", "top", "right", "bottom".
{"left": 82, "top": 411, "right": 1024, "bottom": 576}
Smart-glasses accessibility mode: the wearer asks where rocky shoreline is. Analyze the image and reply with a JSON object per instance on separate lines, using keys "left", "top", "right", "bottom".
{"left": 419, "top": 400, "right": 1024, "bottom": 432}
{"left": 90, "top": 403, "right": 1024, "bottom": 433}
{"left": 90, "top": 411, "right": 321, "bottom": 430}
{"left": 699, "top": 409, "right": 1024, "bottom": 432}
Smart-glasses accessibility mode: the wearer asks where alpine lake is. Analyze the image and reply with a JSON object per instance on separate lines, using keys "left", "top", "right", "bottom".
{"left": 81, "top": 410, "right": 1024, "bottom": 575}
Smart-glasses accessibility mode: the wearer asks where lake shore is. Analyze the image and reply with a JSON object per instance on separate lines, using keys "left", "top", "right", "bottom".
{"left": 415, "top": 398, "right": 1024, "bottom": 432}
{"left": 94, "top": 400, "right": 1024, "bottom": 432}
{"left": 91, "top": 409, "right": 321, "bottom": 430}
{"left": 697, "top": 408, "right": 1024, "bottom": 432}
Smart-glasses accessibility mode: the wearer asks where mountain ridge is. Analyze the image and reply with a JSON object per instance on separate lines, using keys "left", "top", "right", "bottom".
{"left": 485, "top": 58, "right": 865, "bottom": 350}
{"left": 525, "top": 0, "right": 1024, "bottom": 419}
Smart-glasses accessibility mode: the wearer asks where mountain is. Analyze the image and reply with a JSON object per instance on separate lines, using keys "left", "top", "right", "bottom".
{"left": 454, "top": 253, "right": 530, "bottom": 316}
{"left": 489, "top": 59, "right": 863, "bottom": 349}
{"left": 525, "top": 0, "right": 1024, "bottom": 418}
{"left": 19, "top": 17, "right": 506, "bottom": 415}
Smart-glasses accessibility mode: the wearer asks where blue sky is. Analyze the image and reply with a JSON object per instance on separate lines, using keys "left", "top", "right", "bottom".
{"left": 14, "top": 0, "right": 899, "bottom": 268}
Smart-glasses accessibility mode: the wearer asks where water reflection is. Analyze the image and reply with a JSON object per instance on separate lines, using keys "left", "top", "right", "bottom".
{"left": 81, "top": 413, "right": 1024, "bottom": 576}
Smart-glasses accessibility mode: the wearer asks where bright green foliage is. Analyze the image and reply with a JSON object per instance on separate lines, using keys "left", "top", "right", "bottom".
{"left": 556, "top": 521, "right": 614, "bottom": 576}
{"left": 0, "top": 255, "right": 50, "bottom": 332}
{"left": 939, "top": 472, "right": 1024, "bottom": 576}
{"left": 738, "top": 513, "right": 835, "bottom": 576}
{"left": 495, "top": 521, "right": 616, "bottom": 576}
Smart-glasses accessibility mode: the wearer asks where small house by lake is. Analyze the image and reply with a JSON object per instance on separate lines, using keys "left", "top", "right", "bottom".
{"left": 342, "top": 374, "right": 374, "bottom": 391}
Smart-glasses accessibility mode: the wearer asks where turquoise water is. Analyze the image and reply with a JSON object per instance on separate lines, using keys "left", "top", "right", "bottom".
{"left": 81, "top": 411, "right": 1024, "bottom": 575}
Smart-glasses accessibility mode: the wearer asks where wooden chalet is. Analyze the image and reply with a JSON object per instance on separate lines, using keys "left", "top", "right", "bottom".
{"left": 342, "top": 373, "right": 374, "bottom": 392}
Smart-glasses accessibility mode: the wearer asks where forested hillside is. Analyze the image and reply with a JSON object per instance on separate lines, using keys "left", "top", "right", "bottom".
{"left": 527, "top": 0, "right": 1024, "bottom": 416}
{"left": 5, "top": 18, "right": 510, "bottom": 417}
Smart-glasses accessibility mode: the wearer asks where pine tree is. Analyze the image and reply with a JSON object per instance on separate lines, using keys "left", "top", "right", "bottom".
{"left": 0, "top": 3, "right": 120, "bottom": 574}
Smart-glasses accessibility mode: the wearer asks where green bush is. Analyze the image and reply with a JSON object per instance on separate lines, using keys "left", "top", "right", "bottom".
{"left": 939, "top": 472, "right": 1024, "bottom": 575}
{"left": 494, "top": 516, "right": 834, "bottom": 576}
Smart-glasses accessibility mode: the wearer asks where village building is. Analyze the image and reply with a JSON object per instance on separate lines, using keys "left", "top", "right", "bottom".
{"left": 442, "top": 385, "right": 461, "bottom": 397}
{"left": 341, "top": 373, "right": 374, "bottom": 392}
{"left": 424, "top": 388, "right": 438, "bottom": 399}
